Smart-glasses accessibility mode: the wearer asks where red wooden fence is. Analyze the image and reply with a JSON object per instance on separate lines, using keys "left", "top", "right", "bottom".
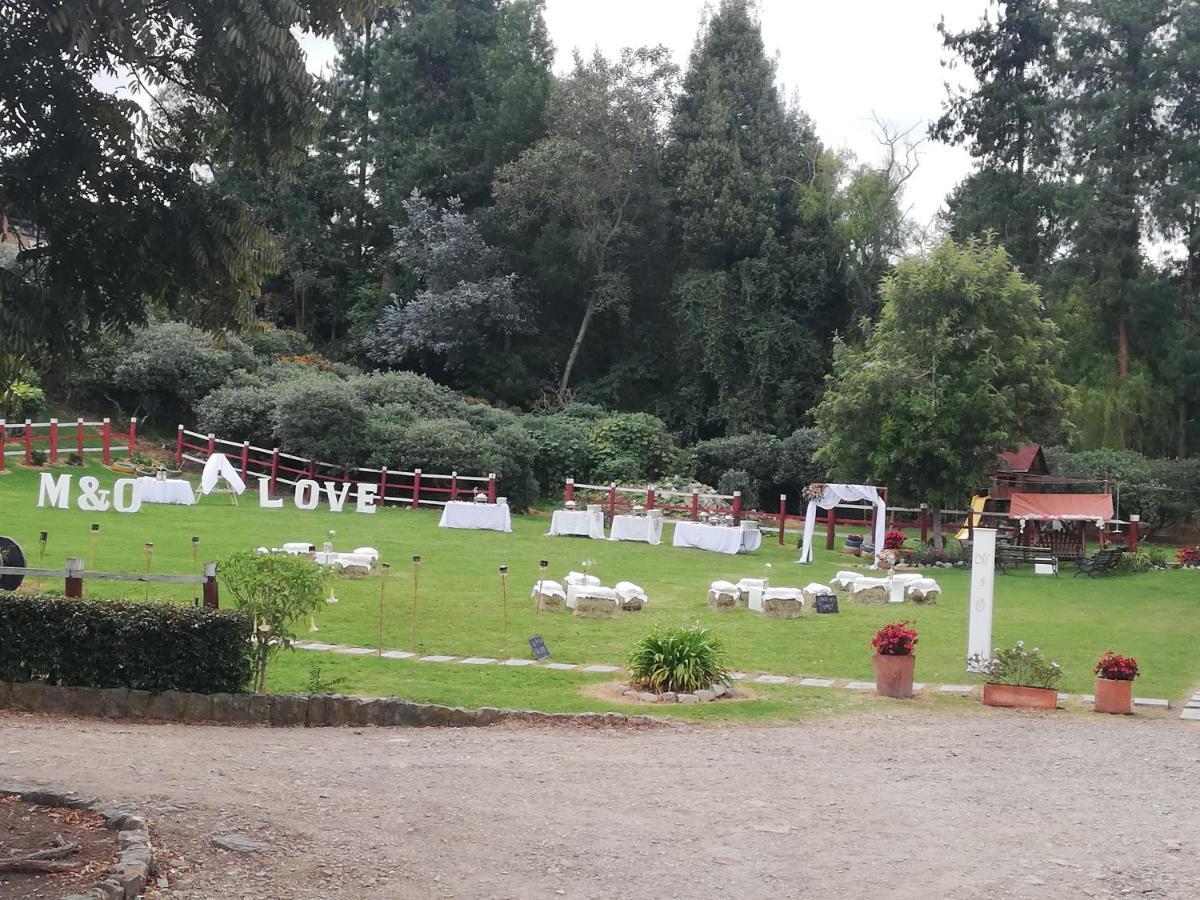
{"left": 0, "top": 417, "right": 136, "bottom": 470}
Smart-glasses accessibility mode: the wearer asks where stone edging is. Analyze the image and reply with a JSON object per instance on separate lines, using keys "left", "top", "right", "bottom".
{"left": 0, "top": 680, "right": 662, "bottom": 729}
{"left": 0, "top": 784, "right": 152, "bottom": 899}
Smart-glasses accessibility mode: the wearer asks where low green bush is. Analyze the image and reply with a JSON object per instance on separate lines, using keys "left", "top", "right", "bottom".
{"left": 627, "top": 624, "right": 730, "bottom": 694}
{"left": 588, "top": 413, "right": 676, "bottom": 483}
{"left": 1116, "top": 551, "right": 1153, "bottom": 574}
{"left": 0, "top": 594, "right": 252, "bottom": 693}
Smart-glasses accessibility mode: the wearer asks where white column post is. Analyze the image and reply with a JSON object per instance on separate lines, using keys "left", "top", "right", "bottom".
{"left": 967, "top": 527, "right": 997, "bottom": 671}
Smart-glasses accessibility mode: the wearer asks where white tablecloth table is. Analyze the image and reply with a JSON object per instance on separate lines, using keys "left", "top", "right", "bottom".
{"left": 547, "top": 508, "right": 606, "bottom": 539}
{"left": 438, "top": 501, "right": 512, "bottom": 532}
{"left": 609, "top": 514, "right": 663, "bottom": 545}
{"left": 672, "top": 521, "right": 761, "bottom": 555}
{"left": 135, "top": 476, "right": 196, "bottom": 505}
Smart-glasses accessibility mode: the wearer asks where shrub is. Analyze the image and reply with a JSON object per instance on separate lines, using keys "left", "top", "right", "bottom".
{"left": 196, "top": 383, "right": 277, "bottom": 447}
{"left": 347, "top": 371, "right": 464, "bottom": 418}
{"left": 66, "top": 452, "right": 85, "bottom": 467}
{"left": 587, "top": 413, "right": 676, "bottom": 483}
{"left": 242, "top": 327, "right": 313, "bottom": 359}
{"left": 0, "top": 594, "right": 252, "bottom": 693}
{"left": 627, "top": 624, "right": 730, "bottom": 694}
{"left": 365, "top": 417, "right": 489, "bottom": 473}
{"left": 1176, "top": 546, "right": 1200, "bottom": 567}
{"left": 1115, "top": 551, "right": 1153, "bottom": 574}
{"left": 717, "top": 468, "right": 758, "bottom": 510}
{"left": 271, "top": 377, "right": 367, "bottom": 464}
{"left": 2, "top": 376, "right": 45, "bottom": 421}
{"left": 872, "top": 621, "right": 918, "bottom": 656}
{"left": 775, "top": 427, "right": 827, "bottom": 491}
{"left": 528, "top": 414, "right": 591, "bottom": 492}
{"left": 883, "top": 530, "right": 907, "bottom": 550}
{"left": 970, "top": 641, "right": 1062, "bottom": 689}
{"left": 1094, "top": 650, "right": 1139, "bottom": 681}
{"left": 483, "top": 423, "right": 539, "bottom": 511}
{"left": 693, "top": 434, "right": 780, "bottom": 488}
{"left": 219, "top": 551, "right": 328, "bottom": 693}
{"left": 28, "top": 448, "right": 46, "bottom": 466}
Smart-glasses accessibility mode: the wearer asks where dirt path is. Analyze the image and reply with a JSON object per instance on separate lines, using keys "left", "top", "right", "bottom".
{"left": 2, "top": 710, "right": 1199, "bottom": 899}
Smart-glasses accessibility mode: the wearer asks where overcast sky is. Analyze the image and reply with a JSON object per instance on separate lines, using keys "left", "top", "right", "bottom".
{"left": 301, "top": 0, "right": 991, "bottom": 227}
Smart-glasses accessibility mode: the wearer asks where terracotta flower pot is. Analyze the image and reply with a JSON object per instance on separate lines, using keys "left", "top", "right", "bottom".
{"left": 1094, "top": 677, "right": 1133, "bottom": 715}
{"left": 982, "top": 683, "right": 1058, "bottom": 710}
{"left": 872, "top": 653, "right": 915, "bottom": 699}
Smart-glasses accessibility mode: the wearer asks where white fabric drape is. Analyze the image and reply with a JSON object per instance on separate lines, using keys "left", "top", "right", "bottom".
{"left": 798, "top": 484, "right": 886, "bottom": 567}
{"left": 200, "top": 453, "right": 246, "bottom": 495}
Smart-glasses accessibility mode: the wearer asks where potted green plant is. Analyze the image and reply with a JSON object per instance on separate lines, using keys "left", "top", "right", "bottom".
{"left": 972, "top": 641, "right": 1062, "bottom": 710}
{"left": 1093, "top": 650, "right": 1138, "bottom": 714}
{"left": 871, "top": 621, "right": 917, "bottom": 699}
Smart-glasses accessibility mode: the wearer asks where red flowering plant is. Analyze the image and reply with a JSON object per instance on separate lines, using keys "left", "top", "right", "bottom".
{"left": 883, "top": 530, "right": 907, "bottom": 550}
{"left": 872, "top": 621, "right": 918, "bottom": 656}
{"left": 1176, "top": 546, "right": 1200, "bottom": 567}
{"left": 1094, "top": 650, "right": 1139, "bottom": 681}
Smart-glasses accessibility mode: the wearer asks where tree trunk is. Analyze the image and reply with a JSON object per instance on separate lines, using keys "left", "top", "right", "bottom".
{"left": 931, "top": 504, "right": 943, "bottom": 553}
{"left": 355, "top": 19, "right": 373, "bottom": 262}
{"left": 558, "top": 296, "right": 598, "bottom": 399}
{"left": 1178, "top": 400, "right": 1188, "bottom": 460}
{"left": 1116, "top": 312, "right": 1130, "bottom": 378}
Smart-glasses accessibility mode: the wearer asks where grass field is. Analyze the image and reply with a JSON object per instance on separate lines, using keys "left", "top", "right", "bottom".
{"left": 3, "top": 459, "right": 1198, "bottom": 717}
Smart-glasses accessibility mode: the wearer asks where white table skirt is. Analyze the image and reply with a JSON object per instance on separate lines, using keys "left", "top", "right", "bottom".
{"left": 547, "top": 508, "right": 606, "bottom": 539}
{"left": 609, "top": 515, "right": 663, "bottom": 545}
{"left": 135, "top": 477, "right": 195, "bottom": 505}
{"left": 672, "top": 522, "right": 761, "bottom": 555}
{"left": 438, "top": 501, "right": 512, "bottom": 532}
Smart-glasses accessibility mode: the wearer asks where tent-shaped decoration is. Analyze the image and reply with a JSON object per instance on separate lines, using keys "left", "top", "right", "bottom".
{"left": 798, "top": 484, "right": 887, "bottom": 568}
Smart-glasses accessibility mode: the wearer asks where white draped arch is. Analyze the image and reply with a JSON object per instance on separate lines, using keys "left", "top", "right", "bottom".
{"left": 798, "top": 483, "right": 886, "bottom": 567}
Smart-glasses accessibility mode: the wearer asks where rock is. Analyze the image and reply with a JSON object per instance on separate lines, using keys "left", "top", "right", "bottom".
{"left": 695, "top": 689, "right": 716, "bottom": 702}
{"left": 636, "top": 692, "right": 659, "bottom": 704}
{"left": 660, "top": 692, "right": 677, "bottom": 703}
{"left": 622, "top": 690, "right": 638, "bottom": 699}
{"left": 212, "top": 832, "right": 267, "bottom": 853}
{"left": 710, "top": 683, "right": 728, "bottom": 698}
{"left": 678, "top": 694, "right": 699, "bottom": 704}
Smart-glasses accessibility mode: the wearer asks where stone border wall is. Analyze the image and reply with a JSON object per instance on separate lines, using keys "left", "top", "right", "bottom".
{"left": 0, "top": 680, "right": 662, "bottom": 729}
{"left": 0, "top": 784, "right": 152, "bottom": 899}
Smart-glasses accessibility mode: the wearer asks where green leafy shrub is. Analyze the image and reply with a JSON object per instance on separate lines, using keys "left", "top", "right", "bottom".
{"left": 347, "top": 371, "right": 464, "bottom": 418}
{"left": 220, "top": 551, "right": 328, "bottom": 693}
{"left": 242, "top": 327, "right": 313, "bottom": 359}
{"left": 775, "top": 427, "right": 827, "bottom": 490}
{"left": 693, "top": 434, "right": 780, "bottom": 487}
{"left": 717, "top": 468, "right": 758, "bottom": 510}
{"left": 28, "top": 448, "right": 46, "bottom": 466}
{"left": 365, "top": 417, "right": 489, "bottom": 473}
{"left": 969, "top": 641, "right": 1062, "bottom": 689}
{"left": 67, "top": 452, "right": 85, "bottom": 467}
{"left": 196, "top": 383, "right": 277, "bottom": 447}
{"left": 483, "top": 423, "right": 539, "bottom": 511}
{"left": 588, "top": 413, "right": 676, "bottom": 483}
{"left": 1115, "top": 551, "right": 1153, "bottom": 574}
{"left": 2, "top": 377, "right": 45, "bottom": 421}
{"left": 0, "top": 594, "right": 252, "bottom": 693}
{"left": 627, "top": 624, "right": 730, "bottom": 694}
{"left": 271, "top": 377, "right": 367, "bottom": 464}
{"left": 528, "top": 414, "right": 591, "bottom": 492}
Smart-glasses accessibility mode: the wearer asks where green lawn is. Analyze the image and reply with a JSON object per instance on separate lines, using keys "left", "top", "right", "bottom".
{"left": 3, "top": 460, "right": 1198, "bottom": 714}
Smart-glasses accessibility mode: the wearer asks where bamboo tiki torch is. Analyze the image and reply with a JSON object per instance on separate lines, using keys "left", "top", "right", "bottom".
{"left": 377, "top": 563, "right": 390, "bottom": 656}
{"left": 89, "top": 523, "right": 100, "bottom": 569}
{"left": 143, "top": 542, "right": 154, "bottom": 602}
{"left": 410, "top": 555, "right": 421, "bottom": 650}
{"left": 536, "top": 559, "right": 548, "bottom": 615}
{"left": 499, "top": 565, "right": 509, "bottom": 655}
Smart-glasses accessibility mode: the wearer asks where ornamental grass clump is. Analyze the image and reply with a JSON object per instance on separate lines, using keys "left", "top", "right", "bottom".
{"left": 970, "top": 641, "right": 1063, "bottom": 690}
{"left": 628, "top": 624, "right": 730, "bottom": 694}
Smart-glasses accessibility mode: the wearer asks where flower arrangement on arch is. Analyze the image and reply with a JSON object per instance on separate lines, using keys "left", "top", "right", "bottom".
{"left": 802, "top": 483, "right": 827, "bottom": 503}
{"left": 1094, "top": 650, "right": 1139, "bottom": 681}
{"left": 883, "top": 530, "right": 907, "bottom": 550}
{"left": 872, "top": 621, "right": 918, "bottom": 656}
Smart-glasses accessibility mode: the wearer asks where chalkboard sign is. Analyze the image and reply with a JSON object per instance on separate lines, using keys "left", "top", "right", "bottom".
{"left": 529, "top": 636, "right": 550, "bottom": 660}
{"left": 814, "top": 594, "right": 838, "bottom": 614}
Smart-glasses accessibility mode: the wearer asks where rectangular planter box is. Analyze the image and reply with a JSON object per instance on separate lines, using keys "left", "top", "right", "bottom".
{"left": 982, "top": 682, "right": 1058, "bottom": 710}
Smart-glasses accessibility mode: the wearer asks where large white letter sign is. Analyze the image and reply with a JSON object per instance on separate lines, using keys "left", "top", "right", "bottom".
{"left": 37, "top": 473, "right": 72, "bottom": 509}
{"left": 324, "top": 481, "right": 351, "bottom": 512}
{"left": 967, "top": 527, "right": 997, "bottom": 672}
{"left": 258, "top": 477, "right": 283, "bottom": 508}
{"left": 294, "top": 479, "right": 320, "bottom": 510}
{"left": 112, "top": 478, "right": 142, "bottom": 513}
{"left": 355, "top": 483, "right": 379, "bottom": 514}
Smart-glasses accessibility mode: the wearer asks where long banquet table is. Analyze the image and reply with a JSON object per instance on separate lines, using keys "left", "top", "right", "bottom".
{"left": 608, "top": 514, "right": 664, "bottom": 545}
{"left": 135, "top": 476, "right": 196, "bottom": 505}
{"left": 547, "top": 508, "right": 606, "bottom": 539}
{"left": 438, "top": 501, "right": 512, "bottom": 532}
{"left": 671, "top": 521, "right": 761, "bottom": 555}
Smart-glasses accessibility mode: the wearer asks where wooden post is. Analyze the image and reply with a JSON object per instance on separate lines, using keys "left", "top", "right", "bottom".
{"left": 0, "top": 419, "right": 6, "bottom": 472}
{"left": 825, "top": 505, "right": 836, "bottom": 551}
{"left": 487, "top": 473, "right": 496, "bottom": 503}
{"left": 240, "top": 441, "right": 250, "bottom": 481}
{"left": 127, "top": 417, "right": 137, "bottom": 457}
{"left": 48, "top": 418, "right": 58, "bottom": 464}
{"left": 450, "top": 471, "right": 459, "bottom": 502}
{"left": 307, "top": 458, "right": 316, "bottom": 480}
{"left": 1128, "top": 515, "right": 1140, "bottom": 553}
{"left": 175, "top": 425, "right": 184, "bottom": 466}
{"left": 24, "top": 418, "right": 32, "bottom": 464}
{"left": 608, "top": 482, "right": 617, "bottom": 519}
{"left": 778, "top": 494, "right": 787, "bottom": 546}
{"left": 207, "top": 433, "right": 216, "bottom": 459}
{"left": 65, "top": 557, "right": 84, "bottom": 598}
{"left": 202, "top": 562, "right": 219, "bottom": 609}
{"left": 919, "top": 503, "right": 929, "bottom": 545}
{"left": 646, "top": 484, "right": 655, "bottom": 510}
{"left": 102, "top": 418, "right": 112, "bottom": 464}
{"left": 270, "top": 448, "right": 280, "bottom": 496}
{"left": 411, "top": 468, "right": 422, "bottom": 509}
{"left": 75, "top": 418, "right": 84, "bottom": 456}
{"left": 565, "top": 478, "right": 575, "bottom": 503}
{"left": 378, "top": 466, "right": 388, "bottom": 507}
{"left": 691, "top": 490, "right": 700, "bottom": 521}
{"left": 732, "top": 490, "right": 742, "bottom": 518}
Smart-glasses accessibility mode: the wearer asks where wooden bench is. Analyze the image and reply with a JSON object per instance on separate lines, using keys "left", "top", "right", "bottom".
{"left": 1073, "top": 548, "right": 1125, "bottom": 577}
{"left": 959, "top": 541, "right": 1058, "bottom": 574}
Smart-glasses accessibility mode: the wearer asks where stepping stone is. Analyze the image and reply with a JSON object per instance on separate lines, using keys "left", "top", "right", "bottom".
{"left": 380, "top": 650, "right": 415, "bottom": 660}
{"left": 1134, "top": 697, "right": 1169, "bottom": 709}
{"left": 1185, "top": 700, "right": 1200, "bottom": 710}
{"left": 459, "top": 657, "right": 496, "bottom": 665}
{"left": 728, "top": 672, "right": 747, "bottom": 681}
{"left": 799, "top": 678, "right": 835, "bottom": 688}
{"left": 940, "top": 684, "right": 972, "bottom": 693}
{"left": 755, "top": 675, "right": 788, "bottom": 685}
{"left": 1191, "top": 693, "right": 1200, "bottom": 703}
{"left": 543, "top": 662, "right": 577, "bottom": 670}
{"left": 1180, "top": 708, "right": 1200, "bottom": 721}
{"left": 296, "top": 642, "right": 335, "bottom": 651}
{"left": 1058, "top": 692, "right": 1071, "bottom": 700}
{"left": 1080, "top": 694, "right": 1095, "bottom": 703}
{"left": 912, "top": 683, "right": 926, "bottom": 691}
{"left": 502, "top": 658, "right": 536, "bottom": 666}
{"left": 419, "top": 655, "right": 455, "bottom": 663}
{"left": 333, "top": 646, "right": 376, "bottom": 655}
{"left": 581, "top": 664, "right": 620, "bottom": 673}
{"left": 843, "top": 681, "right": 874, "bottom": 691}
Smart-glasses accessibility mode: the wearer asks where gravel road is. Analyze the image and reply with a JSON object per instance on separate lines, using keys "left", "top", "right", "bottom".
{"left": 2, "top": 710, "right": 1198, "bottom": 899}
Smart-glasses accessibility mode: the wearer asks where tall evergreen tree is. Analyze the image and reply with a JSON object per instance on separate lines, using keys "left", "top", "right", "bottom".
{"left": 668, "top": 0, "right": 847, "bottom": 436}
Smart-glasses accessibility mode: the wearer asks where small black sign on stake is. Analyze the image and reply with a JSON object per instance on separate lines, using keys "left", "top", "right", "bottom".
{"left": 815, "top": 594, "right": 839, "bottom": 614}
{"left": 529, "top": 635, "right": 550, "bottom": 660}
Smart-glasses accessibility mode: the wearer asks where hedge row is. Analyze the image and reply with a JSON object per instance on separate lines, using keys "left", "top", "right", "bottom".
{"left": 0, "top": 595, "right": 252, "bottom": 693}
